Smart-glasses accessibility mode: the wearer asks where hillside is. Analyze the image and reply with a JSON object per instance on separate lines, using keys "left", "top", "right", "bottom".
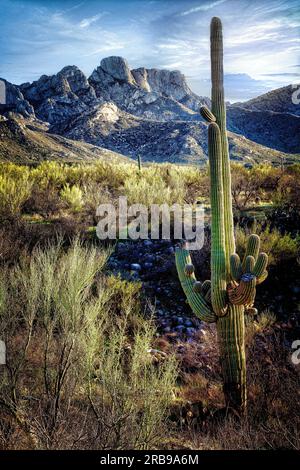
{"left": 231, "top": 85, "right": 300, "bottom": 116}
{"left": 227, "top": 85, "right": 300, "bottom": 153}
{"left": 0, "top": 115, "right": 129, "bottom": 164}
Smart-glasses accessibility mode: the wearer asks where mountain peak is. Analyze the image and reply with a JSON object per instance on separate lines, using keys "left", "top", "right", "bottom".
{"left": 132, "top": 67, "right": 193, "bottom": 102}
{"left": 0, "top": 79, "right": 35, "bottom": 118}
{"left": 99, "top": 56, "right": 135, "bottom": 84}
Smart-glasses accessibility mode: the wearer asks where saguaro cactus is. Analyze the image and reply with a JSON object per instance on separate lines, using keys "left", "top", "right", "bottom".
{"left": 175, "top": 17, "right": 268, "bottom": 412}
{"left": 137, "top": 154, "right": 142, "bottom": 172}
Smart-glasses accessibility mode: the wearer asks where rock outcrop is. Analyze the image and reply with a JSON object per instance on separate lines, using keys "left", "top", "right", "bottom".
{"left": 0, "top": 79, "right": 35, "bottom": 118}
{"left": 89, "top": 56, "right": 204, "bottom": 121}
{"left": 20, "top": 65, "right": 97, "bottom": 124}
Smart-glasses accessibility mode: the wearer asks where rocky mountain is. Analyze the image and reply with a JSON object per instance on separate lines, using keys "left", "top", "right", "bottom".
{"left": 227, "top": 106, "right": 300, "bottom": 154}
{"left": 20, "top": 66, "right": 97, "bottom": 125}
{"left": 0, "top": 56, "right": 299, "bottom": 164}
{"left": 227, "top": 85, "right": 300, "bottom": 153}
{"left": 0, "top": 79, "right": 35, "bottom": 118}
{"left": 231, "top": 85, "right": 300, "bottom": 116}
{"left": 0, "top": 114, "right": 128, "bottom": 164}
{"left": 50, "top": 101, "right": 293, "bottom": 164}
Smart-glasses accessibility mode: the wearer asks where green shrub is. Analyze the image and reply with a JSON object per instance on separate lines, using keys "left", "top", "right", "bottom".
{"left": 60, "top": 184, "right": 84, "bottom": 212}
{"left": 236, "top": 224, "right": 298, "bottom": 265}
{"left": 124, "top": 169, "right": 186, "bottom": 206}
{"left": 0, "top": 171, "right": 32, "bottom": 220}
{"left": 0, "top": 240, "right": 177, "bottom": 449}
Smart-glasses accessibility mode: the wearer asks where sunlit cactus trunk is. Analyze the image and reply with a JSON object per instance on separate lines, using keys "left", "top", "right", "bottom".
{"left": 138, "top": 154, "right": 142, "bottom": 172}
{"left": 176, "top": 17, "right": 269, "bottom": 413}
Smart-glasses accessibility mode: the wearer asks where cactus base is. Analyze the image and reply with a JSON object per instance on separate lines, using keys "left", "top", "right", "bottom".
{"left": 217, "top": 304, "right": 246, "bottom": 413}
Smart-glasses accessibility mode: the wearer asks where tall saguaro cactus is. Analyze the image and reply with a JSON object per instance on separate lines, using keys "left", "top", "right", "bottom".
{"left": 175, "top": 17, "right": 268, "bottom": 412}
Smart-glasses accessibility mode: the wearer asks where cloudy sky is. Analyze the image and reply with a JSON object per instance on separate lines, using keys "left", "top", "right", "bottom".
{"left": 0, "top": 0, "right": 299, "bottom": 101}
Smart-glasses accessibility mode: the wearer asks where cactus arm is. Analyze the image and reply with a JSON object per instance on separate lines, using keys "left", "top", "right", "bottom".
{"left": 228, "top": 274, "right": 256, "bottom": 306}
{"left": 208, "top": 123, "right": 227, "bottom": 316}
{"left": 242, "top": 234, "right": 260, "bottom": 270}
{"left": 230, "top": 253, "right": 242, "bottom": 282}
{"left": 244, "top": 255, "right": 255, "bottom": 273}
{"left": 228, "top": 245, "right": 268, "bottom": 305}
{"left": 210, "top": 17, "right": 235, "bottom": 278}
{"left": 256, "top": 271, "right": 268, "bottom": 285}
{"left": 200, "top": 106, "right": 216, "bottom": 123}
{"left": 253, "top": 252, "right": 268, "bottom": 278}
{"left": 175, "top": 248, "right": 216, "bottom": 323}
{"left": 201, "top": 279, "right": 211, "bottom": 296}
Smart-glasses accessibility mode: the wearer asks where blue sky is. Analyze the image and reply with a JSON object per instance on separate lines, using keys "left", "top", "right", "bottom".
{"left": 0, "top": 0, "right": 299, "bottom": 101}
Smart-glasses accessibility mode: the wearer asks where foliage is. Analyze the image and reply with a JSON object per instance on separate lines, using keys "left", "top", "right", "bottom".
{"left": 236, "top": 223, "right": 298, "bottom": 265}
{"left": 60, "top": 184, "right": 84, "bottom": 213}
{"left": 0, "top": 169, "right": 32, "bottom": 220}
{"left": 0, "top": 240, "right": 177, "bottom": 449}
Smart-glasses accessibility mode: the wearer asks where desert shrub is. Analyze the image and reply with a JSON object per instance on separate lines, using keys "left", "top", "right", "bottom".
{"left": 124, "top": 169, "right": 186, "bottom": 206}
{"left": 231, "top": 164, "right": 263, "bottom": 210}
{"left": 23, "top": 186, "right": 62, "bottom": 217}
{"left": 60, "top": 184, "right": 83, "bottom": 213}
{"left": 0, "top": 171, "right": 32, "bottom": 220}
{"left": 91, "top": 161, "right": 130, "bottom": 189}
{"left": 85, "top": 298, "right": 177, "bottom": 449}
{"left": 245, "top": 310, "right": 277, "bottom": 347}
{"left": 251, "top": 164, "right": 282, "bottom": 192}
{"left": 263, "top": 163, "right": 300, "bottom": 232}
{"left": 82, "top": 181, "right": 114, "bottom": 225}
{"left": 0, "top": 162, "right": 30, "bottom": 180}
{"left": 0, "top": 240, "right": 177, "bottom": 449}
{"left": 31, "top": 161, "right": 68, "bottom": 189}
{"left": 235, "top": 223, "right": 298, "bottom": 265}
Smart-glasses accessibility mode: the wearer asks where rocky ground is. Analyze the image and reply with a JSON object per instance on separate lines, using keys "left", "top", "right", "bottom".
{"left": 107, "top": 238, "right": 205, "bottom": 340}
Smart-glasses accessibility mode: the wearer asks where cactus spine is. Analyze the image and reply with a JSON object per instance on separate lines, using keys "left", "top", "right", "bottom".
{"left": 175, "top": 17, "right": 269, "bottom": 412}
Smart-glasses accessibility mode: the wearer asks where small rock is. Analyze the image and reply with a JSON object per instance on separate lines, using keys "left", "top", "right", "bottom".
{"left": 144, "top": 262, "right": 153, "bottom": 269}
{"left": 292, "top": 286, "right": 300, "bottom": 295}
{"left": 156, "top": 309, "right": 164, "bottom": 316}
{"left": 130, "top": 263, "right": 142, "bottom": 271}
{"left": 175, "top": 325, "right": 185, "bottom": 333}
{"left": 186, "top": 327, "right": 196, "bottom": 336}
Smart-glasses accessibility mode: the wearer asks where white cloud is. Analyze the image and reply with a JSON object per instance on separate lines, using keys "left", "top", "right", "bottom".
{"left": 180, "top": 0, "right": 227, "bottom": 16}
{"left": 79, "top": 13, "right": 104, "bottom": 29}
